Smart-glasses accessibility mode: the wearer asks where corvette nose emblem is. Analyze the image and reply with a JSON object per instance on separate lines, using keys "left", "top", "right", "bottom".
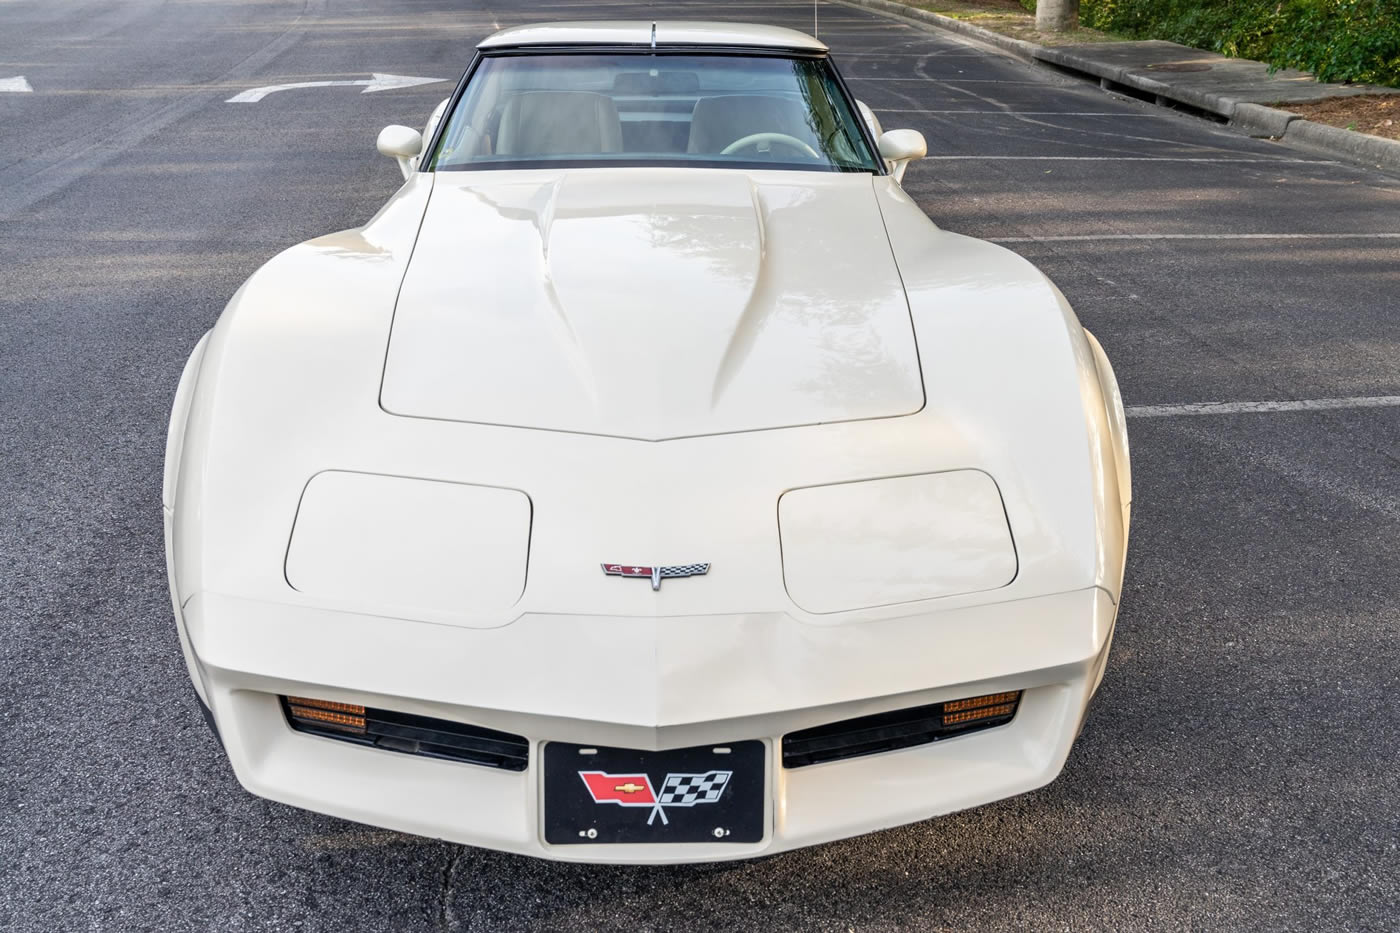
{"left": 580, "top": 770, "right": 732, "bottom": 826}
{"left": 601, "top": 563, "right": 710, "bottom": 591}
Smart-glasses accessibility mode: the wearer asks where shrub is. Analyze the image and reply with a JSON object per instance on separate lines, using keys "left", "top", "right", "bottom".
{"left": 1270, "top": 0, "right": 1400, "bottom": 85}
{"left": 1075, "top": 0, "right": 1400, "bottom": 86}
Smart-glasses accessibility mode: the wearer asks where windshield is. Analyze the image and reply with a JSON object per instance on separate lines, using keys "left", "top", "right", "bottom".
{"left": 427, "top": 52, "right": 882, "bottom": 173}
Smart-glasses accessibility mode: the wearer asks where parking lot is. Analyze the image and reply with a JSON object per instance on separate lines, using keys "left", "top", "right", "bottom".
{"left": 1, "top": 0, "right": 1398, "bottom": 929}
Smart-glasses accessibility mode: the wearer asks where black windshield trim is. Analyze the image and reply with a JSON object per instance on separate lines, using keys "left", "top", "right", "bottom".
{"left": 421, "top": 48, "right": 886, "bottom": 176}
{"left": 433, "top": 158, "right": 864, "bottom": 173}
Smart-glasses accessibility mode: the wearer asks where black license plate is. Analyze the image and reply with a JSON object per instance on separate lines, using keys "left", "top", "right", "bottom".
{"left": 543, "top": 740, "right": 766, "bottom": 845}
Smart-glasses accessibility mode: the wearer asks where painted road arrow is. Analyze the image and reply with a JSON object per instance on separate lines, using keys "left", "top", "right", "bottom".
{"left": 226, "top": 72, "right": 446, "bottom": 103}
{"left": 0, "top": 76, "right": 34, "bottom": 93}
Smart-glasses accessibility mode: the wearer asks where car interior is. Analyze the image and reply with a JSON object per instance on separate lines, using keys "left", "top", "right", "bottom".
{"left": 490, "top": 88, "right": 822, "bottom": 157}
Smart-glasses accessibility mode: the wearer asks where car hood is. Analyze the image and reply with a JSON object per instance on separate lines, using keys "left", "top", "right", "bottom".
{"left": 379, "top": 168, "right": 924, "bottom": 440}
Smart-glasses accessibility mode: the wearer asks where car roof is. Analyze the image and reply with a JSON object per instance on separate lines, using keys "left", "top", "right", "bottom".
{"left": 477, "top": 21, "right": 828, "bottom": 53}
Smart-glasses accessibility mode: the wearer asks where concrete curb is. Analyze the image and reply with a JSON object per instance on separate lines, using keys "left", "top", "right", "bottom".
{"left": 1035, "top": 45, "right": 1241, "bottom": 116}
{"left": 1232, "top": 102, "right": 1298, "bottom": 138}
{"left": 1282, "top": 119, "right": 1400, "bottom": 171}
{"left": 835, "top": 0, "right": 1400, "bottom": 176}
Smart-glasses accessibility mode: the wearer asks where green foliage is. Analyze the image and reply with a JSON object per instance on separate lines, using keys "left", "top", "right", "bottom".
{"left": 1018, "top": 0, "right": 1036, "bottom": 11}
{"left": 1078, "top": 0, "right": 1400, "bottom": 86}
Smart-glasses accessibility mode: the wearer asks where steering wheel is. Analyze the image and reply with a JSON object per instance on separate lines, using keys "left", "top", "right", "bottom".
{"left": 720, "top": 132, "right": 821, "bottom": 159}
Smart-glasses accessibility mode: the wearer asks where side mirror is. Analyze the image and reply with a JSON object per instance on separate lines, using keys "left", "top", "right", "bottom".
{"left": 377, "top": 125, "right": 423, "bottom": 181}
{"left": 877, "top": 129, "right": 927, "bottom": 184}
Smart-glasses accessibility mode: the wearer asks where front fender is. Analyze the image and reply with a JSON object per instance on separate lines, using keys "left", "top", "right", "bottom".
{"left": 874, "top": 176, "right": 1129, "bottom": 604}
{"left": 163, "top": 331, "right": 211, "bottom": 511}
{"left": 1084, "top": 329, "right": 1131, "bottom": 517}
{"left": 165, "top": 330, "right": 212, "bottom": 704}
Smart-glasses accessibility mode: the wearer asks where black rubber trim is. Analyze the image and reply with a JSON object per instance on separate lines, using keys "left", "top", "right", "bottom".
{"left": 826, "top": 51, "right": 888, "bottom": 172}
{"left": 282, "top": 698, "right": 530, "bottom": 772}
{"left": 418, "top": 52, "right": 480, "bottom": 171}
{"left": 191, "top": 686, "right": 222, "bottom": 747}
{"left": 782, "top": 695, "right": 1021, "bottom": 768}
{"left": 423, "top": 47, "right": 885, "bottom": 175}
{"left": 434, "top": 157, "right": 862, "bottom": 173}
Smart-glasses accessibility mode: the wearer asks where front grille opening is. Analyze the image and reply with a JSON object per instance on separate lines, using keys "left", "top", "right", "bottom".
{"left": 282, "top": 696, "right": 528, "bottom": 772}
{"left": 782, "top": 690, "right": 1022, "bottom": 768}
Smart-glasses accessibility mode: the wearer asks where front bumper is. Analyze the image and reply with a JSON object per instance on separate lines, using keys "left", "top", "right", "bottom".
{"left": 180, "top": 587, "right": 1116, "bottom": 863}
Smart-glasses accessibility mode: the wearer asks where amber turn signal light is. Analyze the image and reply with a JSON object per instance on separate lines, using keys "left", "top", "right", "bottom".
{"left": 941, "top": 690, "right": 1022, "bottom": 726}
{"left": 285, "top": 696, "right": 366, "bottom": 734}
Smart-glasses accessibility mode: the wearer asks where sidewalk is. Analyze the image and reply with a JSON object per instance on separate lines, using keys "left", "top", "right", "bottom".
{"left": 841, "top": 0, "right": 1400, "bottom": 175}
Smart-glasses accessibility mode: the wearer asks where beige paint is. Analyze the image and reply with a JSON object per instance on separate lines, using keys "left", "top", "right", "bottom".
{"left": 381, "top": 171, "right": 924, "bottom": 439}
{"left": 478, "top": 21, "right": 829, "bottom": 52}
{"left": 163, "top": 21, "right": 1130, "bottom": 863}
{"left": 285, "top": 471, "right": 532, "bottom": 616}
{"left": 779, "top": 471, "right": 1017, "bottom": 613}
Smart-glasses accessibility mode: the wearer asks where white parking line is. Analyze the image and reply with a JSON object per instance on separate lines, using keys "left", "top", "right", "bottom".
{"left": 880, "top": 109, "right": 1171, "bottom": 116}
{"left": 926, "top": 155, "right": 1332, "bottom": 162}
{"left": 847, "top": 78, "right": 1052, "bottom": 83}
{"left": 838, "top": 48, "right": 990, "bottom": 54}
{"left": 1127, "top": 396, "right": 1400, "bottom": 418}
{"left": 993, "top": 233, "right": 1400, "bottom": 242}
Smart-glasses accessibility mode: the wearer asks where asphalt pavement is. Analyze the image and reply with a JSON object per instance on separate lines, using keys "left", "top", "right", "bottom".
{"left": 2, "top": 0, "right": 1398, "bottom": 930}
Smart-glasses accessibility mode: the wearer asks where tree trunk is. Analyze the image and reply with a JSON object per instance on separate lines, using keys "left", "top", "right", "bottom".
{"left": 1036, "top": 0, "right": 1078, "bottom": 32}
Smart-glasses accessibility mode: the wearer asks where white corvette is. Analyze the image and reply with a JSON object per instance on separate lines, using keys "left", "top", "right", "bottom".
{"left": 164, "top": 21, "right": 1130, "bottom": 863}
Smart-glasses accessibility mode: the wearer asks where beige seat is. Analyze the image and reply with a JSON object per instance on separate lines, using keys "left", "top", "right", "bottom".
{"left": 686, "top": 95, "right": 819, "bottom": 153}
{"left": 495, "top": 91, "right": 624, "bottom": 156}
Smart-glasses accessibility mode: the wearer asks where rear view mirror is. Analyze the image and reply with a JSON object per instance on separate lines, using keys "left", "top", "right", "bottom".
{"left": 377, "top": 125, "right": 424, "bottom": 180}
{"left": 877, "top": 129, "right": 927, "bottom": 183}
